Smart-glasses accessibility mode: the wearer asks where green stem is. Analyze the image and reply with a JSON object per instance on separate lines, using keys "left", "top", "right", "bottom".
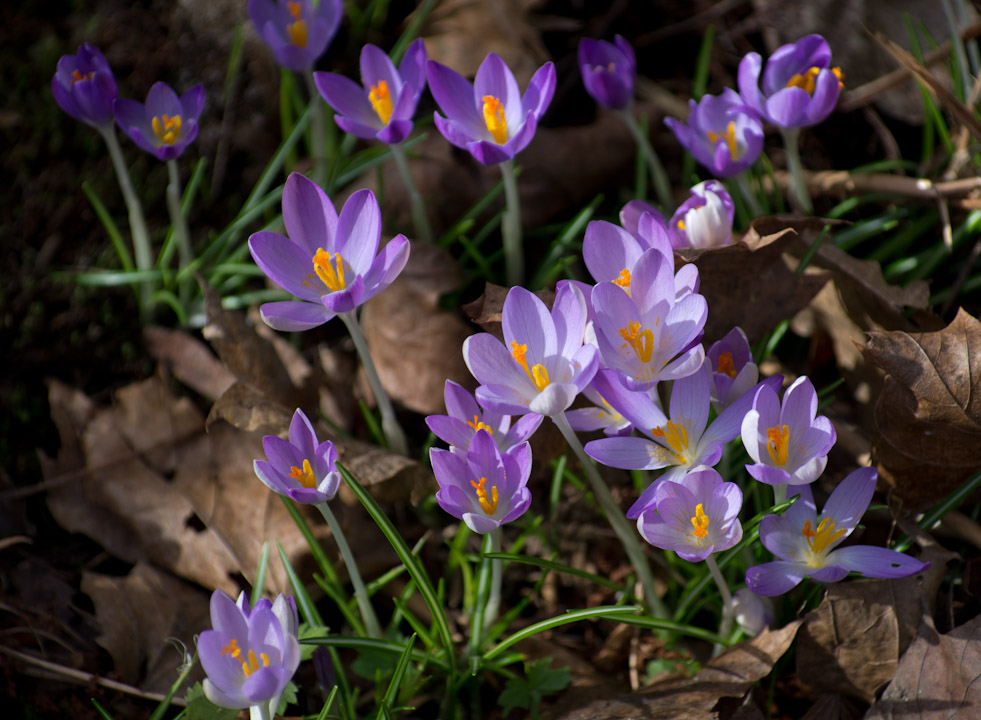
{"left": 619, "top": 109, "right": 673, "bottom": 211}
{"left": 551, "top": 412, "right": 668, "bottom": 621}
{"left": 468, "top": 530, "right": 502, "bottom": 665}
{"left": 251, "top": 701, "right": 272, "bottom": 720}
{"left": 316, "top": 501, "right": 384, "bottom": 639}
{"left": 100, "top": 127, "right": 152, "bottom": 314}
{"left": 306, "top": 69, "right": 326, "bottom": 187}
{"left": 780, "top": 127, "right": 813, "bottom": 214}
{"left": 389, "top": 142, "right": 433, "bottom": 243}
{"left": 165, "top": 160, "right": 192, "bottom": 272}
{"left": 705, "top": 553, "right": 733, "bottom": 656}
{"left": 339, "top": 311, "right": 408, "bottom": 456}
{"left": 734, "top": 172, "right": 764, "bottom": 218}
{"left": 773, "top": 484, "right": 786, "bottom": 506}
{"left": 484, "top": 528, "right": 503, "bottom": 634}
{"left": 499, "top": 158, "right": 523, "bottom": 286}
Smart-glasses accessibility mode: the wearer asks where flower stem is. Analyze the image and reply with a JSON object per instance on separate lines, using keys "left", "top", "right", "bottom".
{"left": 468, "top": 529, "right": 502, "bottom": 664}
{"left": 306, "top": 70, "right": 326, "bottom": 188}
{"left": 389, "top": 142, "right": 433, "bottom": 243}
{"left": 250, "top": 701, "right": 273, "bottom": 720}
{"left": 100, "top": 127, "right": 153, "bottom": 315}
{"left": 619, "top": 110, "right": 673, "bottom": 212}
{"left": 552, "top": 412, "right": 668, "bottom": 620}
{"left": 773, "top": 483, "right": 787, "bottom": 506}
{"left": 734, "top": 172, "right": 764, "bottom": 218}
{"left": 165, "top": 160, "right": 193, "bottom": 308}
{"left": 780, "top": 127, "right": 813, "bottom": 214}
{"left": 705, "top": 553, "right": 733, "bottom": 656}
{"left": 339, "top": 311, "right": 408, "bottom": 456}
{"left": 499, "top": 158, "right": 523, "bottom": 287}
{"left": 316, "top": 501, "right": 384, "bottom": 639}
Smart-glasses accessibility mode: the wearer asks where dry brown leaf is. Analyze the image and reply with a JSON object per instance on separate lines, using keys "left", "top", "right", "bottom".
{"left": 862, "top": 308, "right": 981, "bottom": 508}
{"left": 81, "top": 562, "right": 209, "bottom": 693}
{"left": 207, "top": 380, "right": 295, "bottom": 436}
{"left": 554, "top": 621, "right": 801, "bottom": 720}
{"left": 462, "top": 282, "right": 554, "bottom": 339}
{"left": 144, "top": 325, "right": 236, "bottom": 401}
{"left": 865, "top": 613, "right": 981, "bottom": 719}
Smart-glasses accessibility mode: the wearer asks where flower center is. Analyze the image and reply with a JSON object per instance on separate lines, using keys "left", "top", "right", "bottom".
{"left": 690, "top": 503, "right": 710, "bottom": 540}
{"left": 470, "top": 476, "right": 499, "bottom": 514}
{"left": 313, "top": 248, "right": 347, "bottom": 292}
{"left": 289, "top": 458, "right": 316, "bottom": 488}
{"left": 286, "top": 1, "right": 308, "bottom": 47}
{"left": 222, "top": 640, "right": 271, "bottom": 677}
{"left": 466, "top": 415, "right": 493, "bottom": 434}
{"left": 482, "top": 95, "right": 508, "bottom": 144}
{"left": 651, "top": 420, "right": 689, "bottom": 461}
{"left": 510, "top": 341, "right": 550, "bottom": 392}
{"left": 766, "top": 424, "right": 790, "bottom": 466}
{"left": 71, "top": 69, "right": 94, "bottom": 85}
{"left": 786, "top": 66, "right": 844, "bottom": 95}
{"left": 368, "top": 80, "right": 394, "bottom": 125}
{"left": 801, "top": 517, "right": 847, "bottom": 563}
{"left": 613, "top": 268, "right": 631, "bottom": 294}
{"left": 618, "top": 321, "right": 654, "bottom": 363}
{"left": 152, "top": 114, "right": 182, "bottom": 145}
{"left": 706, "top": 120, "right": 739, "bottom": 161}
{"left": 716, "top": 351, "right": 737, "bottom": 379}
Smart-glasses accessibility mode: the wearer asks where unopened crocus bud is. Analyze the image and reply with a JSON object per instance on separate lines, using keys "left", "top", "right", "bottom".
{"left": 732, "top": 587, "right": 775, "bottom": 636}
{"left": 52, "top": 43, "right": 118, "bottom": 131}
{"left": 578, "top": 36, "right": 636, "bottom": 110}
{"left": 668, "top": 180, "right": 734, "bottom": 250}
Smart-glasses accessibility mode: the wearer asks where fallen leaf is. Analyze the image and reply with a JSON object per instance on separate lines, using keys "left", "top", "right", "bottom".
{"left": 462, "top": 282, "right": 554, "bottom": 339}
{"left": 865, "top": 613, "right": 981, "bottom": 719}
{"left": 144, "top": 325, "right": 236, "bottom": 401}
{"left": 862, "top": 308, "right": 981, "bottom": 508}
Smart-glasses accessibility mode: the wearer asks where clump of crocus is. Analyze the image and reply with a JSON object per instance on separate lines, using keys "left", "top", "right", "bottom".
{"left": 198, "top": 590, "right": 301, "bottom": 716}
{"left": 668, "top": 180, "right": 735, "bottom": 249}
{"left": 249, "top": 0, "right": 343, "bottom": 71}
{"left": 746, "top": 467, "right": 929, "bottom": 596}
{"left": 114, "top": 81, "right": 205, "bottom": 161}
{"left": 254, "top": 408, "right": 340, "bottom": 504}
{"left": 665, "top": 88, "right": 764, "bottom": 178}
{"left": 705, "top": 327, "right": 758, "bottom": 413}
{"left": 578, "top": 36, "right": 636, "bottom": 110}
{"left": 52, "top": 43, "right": 117, "bottom": 131}
{"left": 430, "top": 429, "right": 532, "bottom": 533}
{"left": 741, "top": 376, "right": 836, "bottom": 492}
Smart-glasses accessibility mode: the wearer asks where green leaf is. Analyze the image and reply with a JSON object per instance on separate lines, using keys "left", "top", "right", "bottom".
{"left": 184, "top": 682, "right": 239, "bottom": 720}
{"left": 498, "top": 658, "right": 570, "bottom": 719}
{"left": 526, "top": 657, "right": 571, "bottom": 694}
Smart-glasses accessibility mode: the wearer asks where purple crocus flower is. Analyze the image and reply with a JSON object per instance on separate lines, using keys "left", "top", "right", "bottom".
{"left": 427, "top": 53, "right": 556, "bottom": 165}
{"left": 668, "top": 180, "right": 735, "bottom": 250}
{"left": 113, "top": 81, "right": 205, "bottom": 161}
{"left": 746, "top": 467, "right": 929, "bottom": 596}
{"left": 741, "top": 375, "right": 836, "bottom": 487}
{"left": 198, "top": 590, "right": 301, "bottom": 712}
{"left": 705, "top": 326, "right": 758, "bottom": 413}
{"left": 636, "top": 466, "right": 743, "bottom": 562}
{"left": 463, "top": 284, "right": 598, "bottom": 418}
{"left": 430, "top": 429, "right": 532, "bottom": 533}
{"left": 578, "top": 36, "right": 636, "bottom": 110}
{"left": 52, "top": 43, "right": 118, "bottom": 130}
{"left": 426, "top": 380, "right": 542, "bottom": 457}
{"left": 253, "top": 408, "right": 340, "bottom": 504}
{"left": 315, "top": 39, "right": 427, "bottom": 145}
{"left": 585, "top": 366, "right": 781, "bottom": 517}
{"left": 664, "top": 88, "right": 764, "bottom": 178}
{"left": 565, "top": 374, "right": 634, "bottom": 437}
{"left": 248, "top": 0, "right": 343, "bottom": 71}
{"left": 248, "top": 172, "right": 410, "bottom": 331}
{"left": 738, "top": 34, "right": 843, "bottom": 128}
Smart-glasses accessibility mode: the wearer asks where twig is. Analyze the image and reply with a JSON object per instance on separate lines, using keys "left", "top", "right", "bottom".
{"left": 764, "top": 169, "right": 981, "bottom": 200}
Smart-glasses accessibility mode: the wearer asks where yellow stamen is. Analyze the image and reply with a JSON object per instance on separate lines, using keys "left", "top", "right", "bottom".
{"left": 786, "top": 65, "right": 844, "bottom": 95}
{"left": 510, "top": 341, "right": 549, "bottom": 391}
{"left": 221, "top": 639, "right": 241, "bottom": 658}
{"left": 618, "top": 321, "right": 654, "bottom": 363}
{"left": 613, "top": 268, "right": 631, "bottom": 294}
{"left": 690, "top": 503, "right": 710, "bottom": 540}
{"left": 466, "top": 415, "right": 493, "bottom": 434}
{"left": 289, "top": 458, "right": 316, "bottom": 488}
{"left": 286, "top": 1, "right": 308, "bottom": 47}
{"left": 482, "top": 95, "right": 508, "bottom": 144}
{"left": 240, "top": 648, "right": 270, "bottom": 678}
{"left": 801, "top": 517, "right": 847, "bottom": 559}
{"left": 766, "top": 425, "right": 790, "bottom": 466}
{"left": 677, "top": 219, "right": 685, "bottom": 231}
{"left": 313, "top": 248, "right": 347, "bottom": 292}
{"left": 71, "top": 70, "right": 93, "bottom": 85}
{"left": 470, "top": 476, "right": 499, "bottom": 514}
{"left": 151, "top": 114, "right": 182, "bottom": 145}
{"left": 369, "top": 80, "right": 393, "bottom": 125}
{"left": 706, "top": 120, "right": 739, "bottom": 161}
{"left": 716, "top": 351, "right": 737, "bottom": 379}
{"left": 651, "top": 420, "right": 689, "bottom": 459}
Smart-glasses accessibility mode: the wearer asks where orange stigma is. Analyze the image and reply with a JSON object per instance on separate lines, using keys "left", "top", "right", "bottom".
{"left": 470, "top": 476, "right": 499, "bottom": 514}
{"left": 482, "top": 95, "right": 508, "bottom": 144}
{"left": 618, "top": 321, "right": 654, "bottom": 363}
{"left": 690, "top": 503, "right": 709, "bottom": 540}
{"left": 313, "top": 248, "right": 346, "bottom": 292}
{"left": 152, "top": 114, "right": 182, "bottom": 145}
{"left": 289, "top": 458, "right": 316, "bottom": 488}
{"left": 716, "top": 351, "right": 737, "bottom": 379}
{"left": 766, "top": 425, "right": 790, "bottom": 466}
{"left": 707, "top": 120, "right": 739, "bottom": 161}
{"left": 510, "top": 341, "right": 549, "bottom": 391}
{"left": 369, "top": 80, "right": 393, "bottom": 125}
{"left": 286, "top": 1, "right": 308, "bottom": 47}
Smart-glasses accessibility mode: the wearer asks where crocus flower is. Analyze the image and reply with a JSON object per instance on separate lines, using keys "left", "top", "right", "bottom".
{"left": 253, "top": 408, "right": 340, "bottom": 504}
{"left": 427, "top": 52, "right": 556, "bottom": 165}
{"left": 198, "top": 590, "right": 301, "bottom": 712}
{"left": 51, "top": 43, "right": 117, "bottom": 130}
{"left": 705, "top": 326, "right": 758, "bottom": 413}
{"left": 315, "top": 39, "right": 427, "bottom": 145}
{"left": 430, "top": 429, "right": 532, "bottom": 533}
{"left": 249, "top": 172, "right": 410, "bottom": 331}
{"left": 426, "top": 380, "right": 542, "bottom": 457}
{"left": 636, "top": 466, "right": 743, "bottom": 562}
{"left": 248, "top": 0, "right": 343, "bottom": 71}
{"left": 590, "top": 247, "right": 706, "bottom": 390}
{"left": 565, "top": 374, "right": 634, "bottom": 437}
{"left": 732, "top": 587, "right": 775, "bottom": 636}
{"left": 664, "top": 88, "right": 764, "bottom": 177}
{"left": 463, "top": 284, "right": 598, "bottom": 418}
{"left": 113, "top": 81, "right": 205, "bottom": 161}
{"left": 667, "top": 180, "right": 735, "bottom": 250}
{"left": 578, "top": 36, "right": 636, "bottom": 110}
{"left": 741, "top": 375, "right": 836, "bottom": 487}
{"left": 585, "top": 366, "right": 781, "bottom": 517}
{"left": 746, "top": 467, "right": 929, "bottom": 596}
{"left": 619, "top": 199, "right": 667, "bottom": 237}
{"left": 738, "top": 34, "right": 843, "bottom": 128}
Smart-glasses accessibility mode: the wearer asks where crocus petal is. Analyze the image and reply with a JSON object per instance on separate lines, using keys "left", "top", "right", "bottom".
{"left": 315, "top": 72, "right": 381, "bottom": 129}
{"left": 334, "top": 189, "right": 381, "bottom": 274}
{"left": 586, "top": 436, "right": 670, "bottom": 472}
{"left": 503, "top": 287, "right": 556, "bottom": 365}
{"left": 249, "top": 231, "right": 326, "bottom": 301}
{"left": 322, "top": 274, "right": 365, "bottom": 313}
{"left": 746, "top": 560, "right": 808, "bottom": 596}
{"left": 464, "top": 333, "right": 529, "bottom": 393}
{"left": 828, "top": 546, "right": 929, "bottom": 578}
{"left": 282, "top": 173, "right": 339, "bottom": 258}
{"left": 259, "top": 300, "right": 333, "bottom": 331}
{"left": 819, "top": 466, "right": 876, "bottom": 533}
{"left": 528, "top": 383, "right": 577, "bottom": 416}
{"left": 521, "top": 61, "right": 557, "bottom": 119}
{"left": 361, "top": 235, "right": 410, "bottom": 302}
{"left": 474, "top": 53, "right": 523, "bottom": 132}
{"left": 427, "top": 60, "right": 484, "bottom": 136}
